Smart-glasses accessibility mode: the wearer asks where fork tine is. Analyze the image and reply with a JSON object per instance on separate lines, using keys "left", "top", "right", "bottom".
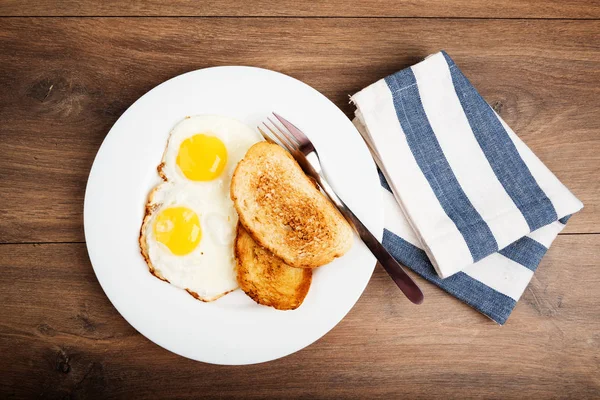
{"left": 260, "top": 124, "right": 287, "bottom": 149}
{"left": 267, "top": 116, "right": 301, "bottom": 147}
{"left": 257, "top": 126, "right": 278, "bottom": 145}
{"left": 264, "top": 121, "right": 297, "bottom": 152}
{"left": 272, "top": 112, "right": 305, "bottom": 144}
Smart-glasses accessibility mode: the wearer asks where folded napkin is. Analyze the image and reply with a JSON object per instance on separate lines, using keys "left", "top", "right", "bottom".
{"left": 351, "top": 51, "right": 583, "bottom": 324}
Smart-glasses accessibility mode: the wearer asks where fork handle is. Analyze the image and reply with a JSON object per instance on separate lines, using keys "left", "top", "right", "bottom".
{"left": 318, "top": 177, "right": 424, "bottom": 305}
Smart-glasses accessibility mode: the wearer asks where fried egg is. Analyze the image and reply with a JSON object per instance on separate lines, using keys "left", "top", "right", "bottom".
{"left": 140, "top": 115, "right": 262, "bottom": 301}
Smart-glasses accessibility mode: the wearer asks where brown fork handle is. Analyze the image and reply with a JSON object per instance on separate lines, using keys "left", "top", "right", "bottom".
{"left": 318, "top": 176, "right": 424, "bottom": 304}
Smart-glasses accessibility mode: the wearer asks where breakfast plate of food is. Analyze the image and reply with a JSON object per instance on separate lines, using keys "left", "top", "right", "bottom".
{"left": 84, "top": 66, "right": 384, "bottom": 365}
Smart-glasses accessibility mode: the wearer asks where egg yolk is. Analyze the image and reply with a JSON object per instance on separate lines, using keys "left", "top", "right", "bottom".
{"left": 177, "top": 134, "right": 228, "bottom": 181}
{"left": 153, "top": 207, "right": 201, "bottom": 256}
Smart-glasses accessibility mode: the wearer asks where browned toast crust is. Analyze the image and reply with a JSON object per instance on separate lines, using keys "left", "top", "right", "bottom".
{"left": 235, "top": 224, "right": 312, "bottom": 310}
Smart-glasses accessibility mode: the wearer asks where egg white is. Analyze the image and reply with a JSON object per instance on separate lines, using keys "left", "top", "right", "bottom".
{"left": 160, "top": 115, "right": 261, "bottom": 185}
{"left": 141, "top": 115, "right": 262, "bottom": 301}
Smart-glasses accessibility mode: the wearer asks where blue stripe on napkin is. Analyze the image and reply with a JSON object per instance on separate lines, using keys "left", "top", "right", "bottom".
{"left": 498, "top": 237, "right": 547, "bottom": 272}
{"left": 378, "top": 169, "right": 392, "bottom": 193}
{"left": 442, "top": 51, "right": 558, "bottom": 232}
{"left": 559, "top": 215, "right": 571, "bottom": 224}
{"left": 382, "top": 229, "right": 515, "bottom": 324}
{"left": 384, "top": 69, "right": 498, "bottom": 262}
{"left": 378, "top": 168, "right": 549, "bottom": 323}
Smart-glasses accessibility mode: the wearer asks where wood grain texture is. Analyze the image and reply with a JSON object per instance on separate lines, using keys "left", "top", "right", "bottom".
{"left": 1, "top": 0, "right": 600, "bottom": 18}
{"left": 0, "top": 235, "right": 598, "bottom": 398}
{"left": 0, "top": 18, "right": 598, "bottom": 243}
{"left": 1, "top": 13, "right": 599, "bottom": 398}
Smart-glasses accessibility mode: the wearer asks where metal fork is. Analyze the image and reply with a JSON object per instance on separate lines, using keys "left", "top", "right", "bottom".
{"left": 258, "top": 113, "right": 424, "bottom": 305}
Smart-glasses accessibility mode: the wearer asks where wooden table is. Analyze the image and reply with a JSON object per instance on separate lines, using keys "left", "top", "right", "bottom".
{"left": 1, "top": 1, "right": 599, "bottom": 398}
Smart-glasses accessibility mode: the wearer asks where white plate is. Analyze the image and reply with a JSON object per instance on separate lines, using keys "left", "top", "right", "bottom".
{"left": 84, "top": 66, "right": 383, "bottom": 365}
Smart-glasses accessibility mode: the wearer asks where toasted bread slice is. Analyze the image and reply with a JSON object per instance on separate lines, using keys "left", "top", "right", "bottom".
{"left": 231, "top": 142, "right": 353, "bottom": 268}
{"left": 235, "top": 224, "right": 312, "bottom": 310}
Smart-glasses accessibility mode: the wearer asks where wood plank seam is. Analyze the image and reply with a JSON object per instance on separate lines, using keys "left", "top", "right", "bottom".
{"left": 1, "top": 16, "right": 600, "bottom": 20}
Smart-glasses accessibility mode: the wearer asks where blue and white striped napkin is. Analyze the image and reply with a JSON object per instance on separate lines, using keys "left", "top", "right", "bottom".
{"left": 351, "top": 51, "right": 583, "bottom": 324}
